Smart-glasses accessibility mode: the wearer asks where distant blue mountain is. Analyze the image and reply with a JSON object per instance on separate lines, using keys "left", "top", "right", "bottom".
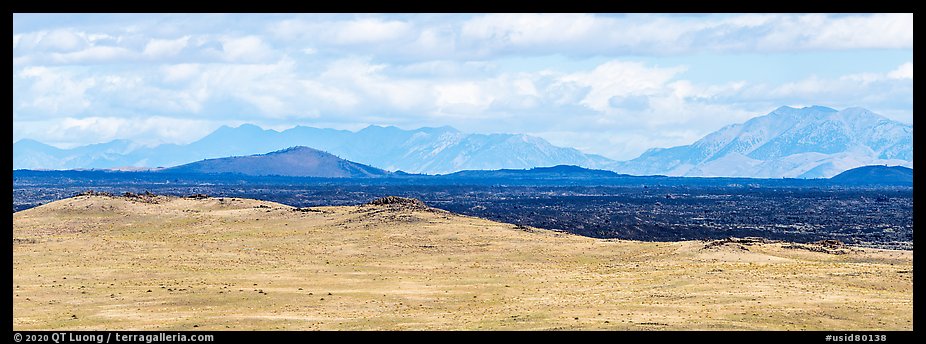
{"left": 12, "top": 106, "right": 913, "bottom": 178}
{"left": 444, "top": 165, "right": 625, "bottom": 179}
{"left": 612, "top": 106, "right": 913, "bottom": 178}
{"left": 14, "top": 124, "right": 613, "bottom": 174}
{"left": 12, "top": 139, "right": 65, "bottom": 169}
{"left": 162, "top": 146, "right": 389, "bottom": 178}
{"left": 829, "top": 165, "right": 913, "bottom": 185}
{"left": 12, "top": 138, "right": 136, "bottom": 170}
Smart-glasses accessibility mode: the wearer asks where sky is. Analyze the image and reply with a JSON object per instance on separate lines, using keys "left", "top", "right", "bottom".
{"left": 12, "top": 13, "right": 913, "bottom": 160}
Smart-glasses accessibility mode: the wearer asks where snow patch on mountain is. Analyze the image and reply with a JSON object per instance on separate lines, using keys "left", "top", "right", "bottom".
{"left": 14, "top": 124, "right": 611, "bottom": 175}
{"left": 614, "top": 106, "right": 912, "bottom": 178}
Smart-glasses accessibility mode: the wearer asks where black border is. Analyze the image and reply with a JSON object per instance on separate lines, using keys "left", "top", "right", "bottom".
{"left": 10, "top": 2, "right": 920, "bottom": 342}
{"left": 7, "top": 330, "right": 923, "bottom": 341}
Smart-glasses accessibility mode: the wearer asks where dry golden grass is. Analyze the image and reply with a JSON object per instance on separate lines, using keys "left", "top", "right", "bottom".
{"left": 12, "top": 195, "right": 912, "bottom": 330}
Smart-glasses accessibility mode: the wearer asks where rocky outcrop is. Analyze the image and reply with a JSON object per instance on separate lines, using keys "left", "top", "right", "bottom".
{"left": 365, "top": 196, "right": 429, "bottom": 209}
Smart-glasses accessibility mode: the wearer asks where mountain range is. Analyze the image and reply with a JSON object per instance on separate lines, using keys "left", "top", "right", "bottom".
{"left": 12, "top": 106, "right": 913, "bottom": 178}
{"left": 14, "top": 124, "right": 609, "bottom": 174}
{"left": 612, "top": 106, "right": 912, "bottom": 178}
{"left": 444, "top": 164, "right": 626, "bottom": 179}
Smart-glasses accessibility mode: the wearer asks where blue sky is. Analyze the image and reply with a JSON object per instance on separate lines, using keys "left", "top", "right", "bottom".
{"left": 12, "top": 13, "right": 913, "bottom": 160}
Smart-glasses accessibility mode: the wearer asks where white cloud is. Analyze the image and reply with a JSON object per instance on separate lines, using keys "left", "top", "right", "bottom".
{"left": 888, "top": 62, "right": 913, "bottom": 80}
{"left": 49, "top": 46, "right": 135, "bottom": 64}
{"left": 220, "top": 35, "right": 273, "bottom": 62}
{"left": 759, "top": 62, "right": 913, "bottom": 101}
{"left": 12, "top": 14, "right": 914, "bottom": 69}
{"left": 15, "top": 66, "right": 95, "bottom": 116}
{"left": 271, "top": 17, "right": 414, "bottom": 46}
{"left": 434, "top": 82, "right": 491, "bottom": 108}
{"left": 461, "top": 13, "right": 598, "bottom": 47}
{"left": 805, "top": 13, "right": 912, "bottom": 50}
{"left": 315, "top": 57, "right": 434, "bottom": 112}
{"left": 560, "top": 61, "right": 686, "bottom": 113}
{"left": 334, "top": 18, "right": 413, "bottom": 44}
{"left": 143, "top": 36, "right": 190, "bottom": 58}
{"left": 35, "top": 29, "right": 88, "bottom": 52}
{"left": 161, "top": 63, "right": 200, "bottom": 83}
{"left": 84, "top": 33, "right": 117, "bottom": 43}
{"left": 15, "top": 116, "right": 223, "bottom": 147}
{"left": 456, "top": 13, "right": 912, "bottom": 56}
{"left": 386, "top": 60, "right": 495, "bottom": 78}
{"left": 407, "top": 27, "right": 456, "bottom": 56}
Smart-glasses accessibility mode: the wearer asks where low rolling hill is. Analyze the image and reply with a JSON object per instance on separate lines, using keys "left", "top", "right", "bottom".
{"left": 830, "top": 165, "right": 913, "bottom": 185}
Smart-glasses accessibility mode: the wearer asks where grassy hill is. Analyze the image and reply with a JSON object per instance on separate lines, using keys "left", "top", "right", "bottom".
{"left": 13, "top": 194, "right": 912, "bottom": 330}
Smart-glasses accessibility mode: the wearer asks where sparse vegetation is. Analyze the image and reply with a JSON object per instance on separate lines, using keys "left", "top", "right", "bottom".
{"left": 365, "top": 196, "right": 428, "bottom": 209}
